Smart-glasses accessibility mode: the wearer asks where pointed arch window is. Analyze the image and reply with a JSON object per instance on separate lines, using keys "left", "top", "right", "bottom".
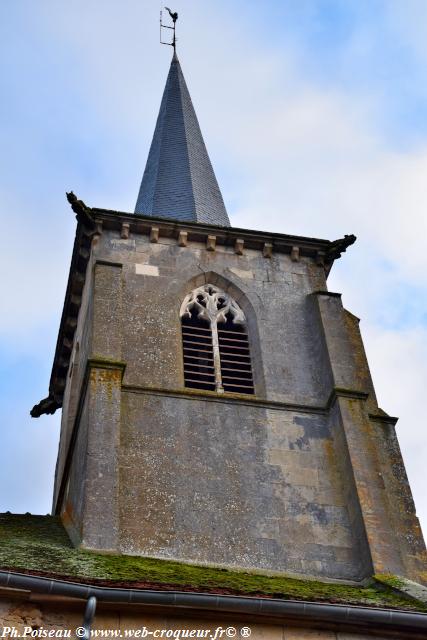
{"left": 180, "top": 284, "right": 254, "bottom": 395}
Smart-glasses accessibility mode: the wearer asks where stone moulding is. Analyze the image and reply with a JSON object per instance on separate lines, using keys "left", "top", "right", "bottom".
{"left": 30, "top": 193, "right": 356, "bottom": 418}
{"left": 122, "top": 383, "right": 327, "bottom": 413}
{"left": 122, "top": 383, "right": 398, "bottom": 424}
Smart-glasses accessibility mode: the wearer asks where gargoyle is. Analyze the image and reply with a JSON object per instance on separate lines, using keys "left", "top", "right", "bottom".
{"left": 30, "top": 395, "right": 61, "bottom": 418}
{"left": 66, "top": 191, "right": 96, "bottom": 231}
{"left": 326, "top": 234, "right": 356, "bottom": 261}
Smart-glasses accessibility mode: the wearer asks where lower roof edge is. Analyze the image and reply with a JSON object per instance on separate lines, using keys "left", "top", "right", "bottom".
{"left": 0, "top": 570, "right": 426, "bottom": 634}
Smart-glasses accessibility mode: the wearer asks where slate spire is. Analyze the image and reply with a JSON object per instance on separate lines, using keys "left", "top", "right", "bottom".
{"left": 135, "top": 53, "right": 230, "bottom": 226}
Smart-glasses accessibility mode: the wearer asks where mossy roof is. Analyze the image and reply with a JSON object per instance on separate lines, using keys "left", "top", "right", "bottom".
{"left": 0, "top": 514, "right": 425, "bottom": 612}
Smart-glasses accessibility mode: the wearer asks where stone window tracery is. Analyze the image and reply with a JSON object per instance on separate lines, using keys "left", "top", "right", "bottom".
{"left": 180, "top": 284, "right": 254, "bottom": 394}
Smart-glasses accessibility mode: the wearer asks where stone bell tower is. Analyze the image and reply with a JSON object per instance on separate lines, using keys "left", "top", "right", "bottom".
{"left": 32, "top": 51, "right": 427, "bottom": 587}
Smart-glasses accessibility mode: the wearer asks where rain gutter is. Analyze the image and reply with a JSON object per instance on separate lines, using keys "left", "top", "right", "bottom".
{"left": 1, "top": 571, "right": 426, "bottom": 634}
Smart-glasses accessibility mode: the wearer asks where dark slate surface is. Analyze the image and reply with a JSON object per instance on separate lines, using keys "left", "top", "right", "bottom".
{"left": 135, "top": 53, "right": 230, "bottom": 226}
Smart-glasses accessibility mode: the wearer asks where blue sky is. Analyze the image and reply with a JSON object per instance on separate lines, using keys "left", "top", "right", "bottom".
{"left": 1, "top": 0, "right": 427, "bottom": 539}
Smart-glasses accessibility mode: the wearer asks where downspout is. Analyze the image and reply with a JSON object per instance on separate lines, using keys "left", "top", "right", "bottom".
{"left": 82, "top": 597, "right": 97, "bottom": 640}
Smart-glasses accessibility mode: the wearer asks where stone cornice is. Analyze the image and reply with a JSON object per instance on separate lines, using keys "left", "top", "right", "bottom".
{"left": 30, "top": 193, "right": 356, "bottom": 417}
{"left": 30, "top": 194, "right": 97, "bottom": 418}
{"left": 92, "top": 206, "right": 356, "bottom": 271}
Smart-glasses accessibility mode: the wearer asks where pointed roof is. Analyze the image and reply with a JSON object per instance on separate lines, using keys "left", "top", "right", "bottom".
{"left": 135, "top": 53, "right": 230, "bottom": 226}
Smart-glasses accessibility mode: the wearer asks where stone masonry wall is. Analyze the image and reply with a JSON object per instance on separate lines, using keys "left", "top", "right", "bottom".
{"left": 56, "top": 226, "right": 427, "bottom": 583}
{"left": 120, "top": 393, "right": 360, "bottom": 579}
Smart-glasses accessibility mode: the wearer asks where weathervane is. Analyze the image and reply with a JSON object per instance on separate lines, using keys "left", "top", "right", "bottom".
{"left": 160, "top": 7, "right": 178, "bottom": 52}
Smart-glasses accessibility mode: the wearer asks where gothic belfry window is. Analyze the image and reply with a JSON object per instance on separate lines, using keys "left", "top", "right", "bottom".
{"left": 180, "top": 284, "right": 254, "bottom": 395}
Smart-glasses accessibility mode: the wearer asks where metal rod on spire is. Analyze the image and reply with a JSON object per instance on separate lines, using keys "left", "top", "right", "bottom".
{"left": 160, "top": 7, "right": 178, "bottom": 52}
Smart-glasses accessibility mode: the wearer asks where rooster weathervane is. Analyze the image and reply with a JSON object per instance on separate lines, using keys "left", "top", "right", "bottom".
{"left": 160, "top": 7, "right": 178, "bottom": 51}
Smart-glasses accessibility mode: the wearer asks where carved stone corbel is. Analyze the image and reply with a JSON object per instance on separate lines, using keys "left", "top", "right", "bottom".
{"left": 291, "top": 246, "right": 300, "bottom": 262}
{"left": 94, "top": 220, "right": 103, "bottom": 237}
{"left": 263, "top": 243, "right": 273, "bottom": 259}
{"left": 234, "top": 238, "right": 244, "bottom": 255}
{"left": 150, "top": 227, "right": 159, "bottom": 243}
{"left": 316, "top": 250, "right": 326, "bottom": 266}
{"left": 206, "top": 235, "right": 216, "bottom": 251}
{"left": 178, "top": 230, "right": 188, "bottom": 247}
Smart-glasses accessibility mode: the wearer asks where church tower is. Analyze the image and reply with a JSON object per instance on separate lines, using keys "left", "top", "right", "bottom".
{"left": 32, "top": 50, "right": 427, "bottom": 589}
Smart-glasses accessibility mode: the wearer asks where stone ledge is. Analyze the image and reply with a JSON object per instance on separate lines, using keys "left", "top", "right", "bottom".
{"left": 375, "top": 574, "right": 427, "bottom": 605}
{"left": 121, "top": 384, "right": 391, "bottom": 421}
{"left": 327, "top": 387, "right": 370, "bottom": 408}
{"left": 312, "top": 291, "right": 342, "bottom": 298}
{"left": 88, "top": 357, "right": 127, "bottom": 376}
{"left": 95, "top": 258, "right": 123, "bottom": 268}
{"left": 122, "top": 384, "right": 327, "bottom": 414}
{"left": 369, "top": 412, "right": 399, "bottom": 426}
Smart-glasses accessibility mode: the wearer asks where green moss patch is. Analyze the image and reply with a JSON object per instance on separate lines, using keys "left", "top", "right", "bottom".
{"left": 374, "top": 574, "right": 406, "bottom": 590}
{"left": 0, "top": 514, "right": 425, "bottom": 612}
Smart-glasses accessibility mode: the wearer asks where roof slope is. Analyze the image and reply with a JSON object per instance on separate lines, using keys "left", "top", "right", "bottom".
{"left": 0, "top": 514, "right": 425, "bottom": 612}
{"left": 135, "top": 53, "right": 230, "bottom": 226}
